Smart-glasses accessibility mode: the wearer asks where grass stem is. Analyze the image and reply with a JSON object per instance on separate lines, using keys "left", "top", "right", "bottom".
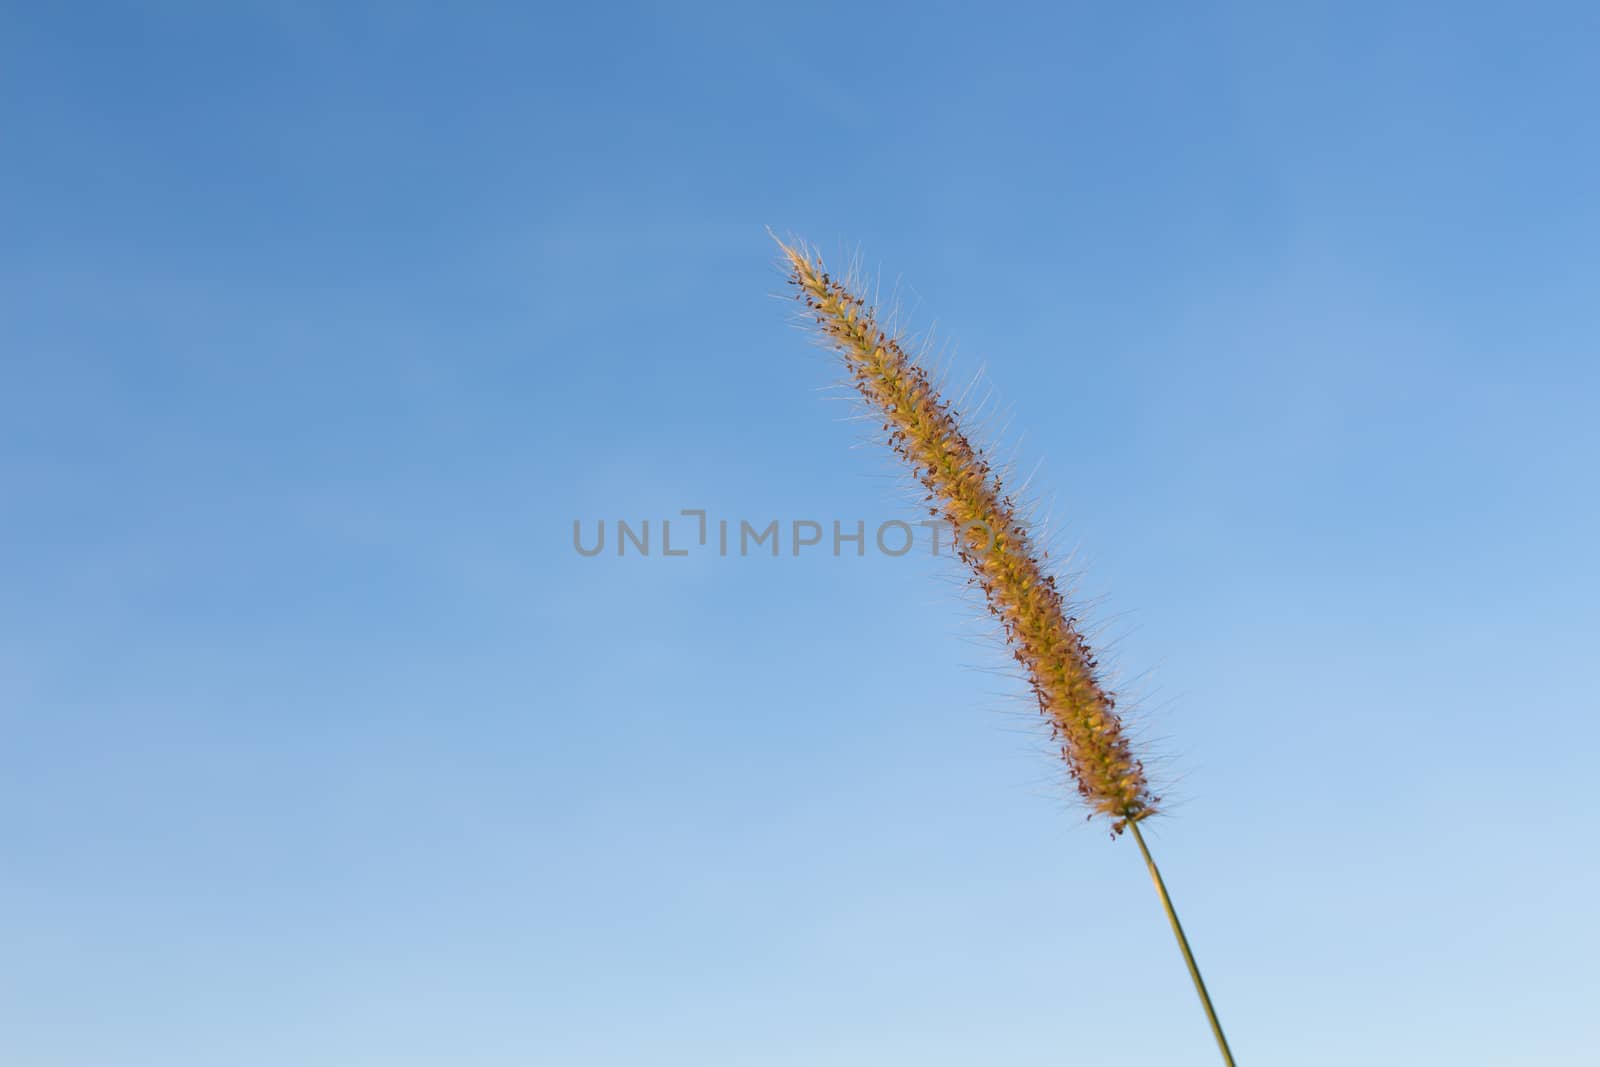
{"left": 1128, "top": 820, "right": 1237, "bottom": 1066}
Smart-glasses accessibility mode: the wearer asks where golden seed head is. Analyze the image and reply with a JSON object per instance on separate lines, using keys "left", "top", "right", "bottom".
{"left": 778, "top": 239, "right": 1157, "bottom": 832}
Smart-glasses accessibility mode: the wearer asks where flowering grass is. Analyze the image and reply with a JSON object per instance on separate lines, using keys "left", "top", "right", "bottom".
{"left": 775, "top": 236, "right": 1237, "bottom": 1064}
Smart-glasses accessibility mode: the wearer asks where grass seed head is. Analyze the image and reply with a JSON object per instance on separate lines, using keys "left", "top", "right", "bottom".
{"left": 777, "top": 238, "right": 1158, "bottom": 832}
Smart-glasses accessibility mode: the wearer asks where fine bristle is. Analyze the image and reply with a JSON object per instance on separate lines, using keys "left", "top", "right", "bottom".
{"left": 777, "top": 237, "right": 1158, "bottom": 833}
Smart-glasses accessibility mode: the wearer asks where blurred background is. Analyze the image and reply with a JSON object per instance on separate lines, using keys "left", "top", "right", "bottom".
{"left": 3, "top": 3, "right": 1598, "bottom": 1064}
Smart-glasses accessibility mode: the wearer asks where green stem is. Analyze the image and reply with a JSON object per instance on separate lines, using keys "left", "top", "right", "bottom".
{"left": 1128, "top": 819, "right": 1236, "bottom": 1066}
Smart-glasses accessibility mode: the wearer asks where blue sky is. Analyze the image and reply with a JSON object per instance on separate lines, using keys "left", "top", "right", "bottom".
{"left": 4, "top": 3, "right": 1599, "bottom": 1064}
